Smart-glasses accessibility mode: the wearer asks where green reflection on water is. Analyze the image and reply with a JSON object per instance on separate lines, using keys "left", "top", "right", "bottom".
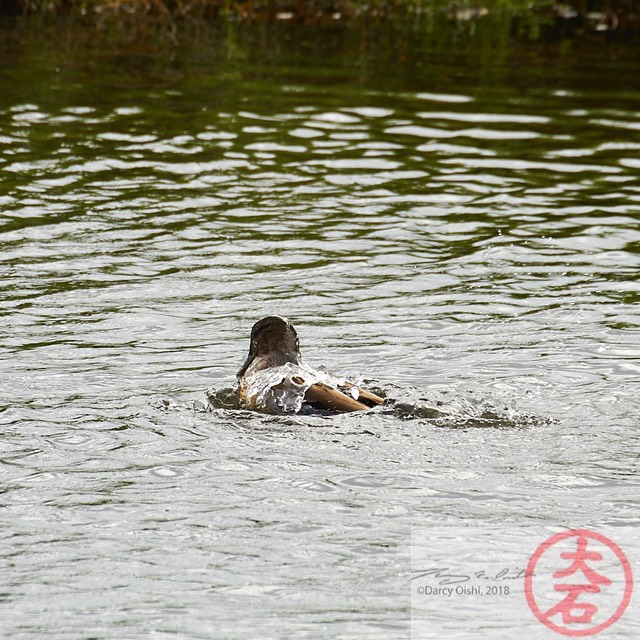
{"left": 1, "top": 16, "right": 639, "bottom": 312}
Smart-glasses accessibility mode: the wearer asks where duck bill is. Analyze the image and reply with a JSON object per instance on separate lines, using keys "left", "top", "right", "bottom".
{"left": 236, "top": 352, "right": 255, "bottom": 378}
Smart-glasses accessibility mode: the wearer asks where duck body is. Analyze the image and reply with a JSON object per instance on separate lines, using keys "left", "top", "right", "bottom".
{"left": 237, "top": 316, "right": 383, "bottom": 414}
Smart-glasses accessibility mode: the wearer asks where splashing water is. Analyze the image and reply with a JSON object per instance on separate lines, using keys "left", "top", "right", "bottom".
{"left": 209, "top": 361, "right": 360, "bottom": 414}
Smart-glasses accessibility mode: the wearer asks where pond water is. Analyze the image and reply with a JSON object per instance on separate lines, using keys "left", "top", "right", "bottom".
{"left": 1, "top": 17, "right": 639, "bottom": 639}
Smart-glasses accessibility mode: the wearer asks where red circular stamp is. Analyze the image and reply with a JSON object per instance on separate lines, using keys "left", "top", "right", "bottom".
{"left": 525, "top": 529, "right": 633, "bottom": 636}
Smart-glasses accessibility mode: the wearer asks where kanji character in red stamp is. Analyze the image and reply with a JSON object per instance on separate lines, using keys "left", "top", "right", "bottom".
{"left": 525, "top": 529, "right": 633, "bottom": 636}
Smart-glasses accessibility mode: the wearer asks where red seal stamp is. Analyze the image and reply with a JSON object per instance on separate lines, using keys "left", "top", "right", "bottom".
{"left": 525, "top": 529, "right": 633, "bottom": 636}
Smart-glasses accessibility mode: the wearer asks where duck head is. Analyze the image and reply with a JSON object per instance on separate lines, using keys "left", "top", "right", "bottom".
{"left": 237, "top": 316, "right": 301, "bottom": 378}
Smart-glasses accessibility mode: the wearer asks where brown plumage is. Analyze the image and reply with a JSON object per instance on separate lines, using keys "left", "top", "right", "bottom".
{"left": 237, "top": 316, "right": 384, "bottom": 414}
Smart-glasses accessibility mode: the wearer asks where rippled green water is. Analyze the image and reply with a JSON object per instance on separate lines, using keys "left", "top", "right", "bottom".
{"left": 1, "top": 18, "right": 639, "bottom": 639}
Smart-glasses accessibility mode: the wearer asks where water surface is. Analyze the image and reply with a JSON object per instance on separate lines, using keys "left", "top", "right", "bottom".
{"left": 1, "top": 18, "right": 639, "bottom": 639}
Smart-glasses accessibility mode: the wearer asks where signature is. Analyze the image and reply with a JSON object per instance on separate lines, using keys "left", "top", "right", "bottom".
{"left": 412, "top": 566, "right": 531, "bottom": 586}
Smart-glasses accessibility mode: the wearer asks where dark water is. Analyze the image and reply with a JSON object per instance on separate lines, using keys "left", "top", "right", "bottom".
{"left": 1, "top": 17, "right": 639, "bottom": 639}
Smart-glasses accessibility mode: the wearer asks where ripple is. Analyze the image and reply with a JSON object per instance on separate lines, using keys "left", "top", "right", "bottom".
{"left": 45, "top": 431, "right": 103, "bottom": 449}
{"left": 312, "top": 111, "right": 361, "bottom": 124}
{"left": 289, "top": 127, "right": 324, "bottom": 138}
{"left": 591, "top": 117, "right": 640, "bottom": 130}
{"left": 418, "top": 111, "right": 550, "bottom": 124}
{"left": 337, "top": 475, "right": 415, "bottom": 488}
{"left": 385, "top": 124, "right": 539, "bottom": 140}
{"left": 1, "top": 27, "right": 639, "bottom": 638}
{"left": 441, "top": 157, "right": 621, "bottom": 173}
{"left": 147, "top": 466, "right": 186, "bottom": 478}
{"left": 415, "top": 92, "right": 473, "bottom": 103}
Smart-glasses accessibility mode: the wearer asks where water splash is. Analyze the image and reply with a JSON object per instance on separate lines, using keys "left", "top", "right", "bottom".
{"left": 381, "top": 384, "right": 551, "bottom": 428}
{"left": 205, "top": 378, "right": 549, "bottom": 428}
{"left": 211, "top": 361, "right": 360, "bottom": 414}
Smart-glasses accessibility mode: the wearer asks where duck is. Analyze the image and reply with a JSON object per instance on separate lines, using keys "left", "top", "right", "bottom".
{"left": 236, "top": 316, "right": 384, "bottom": 414}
